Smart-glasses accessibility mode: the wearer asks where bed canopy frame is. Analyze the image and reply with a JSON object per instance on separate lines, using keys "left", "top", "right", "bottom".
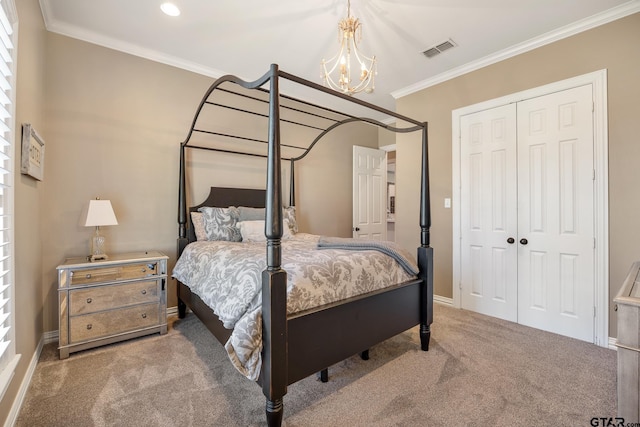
{"left": 177, "top": 64, "right": 433, "bottom": 427}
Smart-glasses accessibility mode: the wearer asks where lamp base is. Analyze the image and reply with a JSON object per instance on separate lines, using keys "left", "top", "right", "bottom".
{"left": 90, "top": 228, "right": 109, "bottom": 262}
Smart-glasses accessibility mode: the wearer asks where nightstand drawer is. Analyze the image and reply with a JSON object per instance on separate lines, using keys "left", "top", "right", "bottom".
{"left": 70, "top": 302, "right": 160, "bottom": 343}
{"left": 69, "top": 280, "right": 160, "bottom": 315}
{"left": 69, "top": 261, "right": 160, "bottom": 286}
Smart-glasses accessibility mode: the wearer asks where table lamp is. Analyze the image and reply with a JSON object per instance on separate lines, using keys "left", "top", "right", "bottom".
{"left": 84, "top": 198, "right": 118, "bottom": 261}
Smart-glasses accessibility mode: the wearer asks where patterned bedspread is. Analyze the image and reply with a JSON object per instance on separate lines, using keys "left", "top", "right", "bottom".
{"left": 172, "top": 233, "right": 417, "bottom": 380}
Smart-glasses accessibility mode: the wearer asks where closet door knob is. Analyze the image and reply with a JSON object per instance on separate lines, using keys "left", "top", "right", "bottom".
{"left": 520, "top": 238, "right": 528, "bottom": 245}
{"left": 507, "top": 237, "right": 515, "bottom": 244}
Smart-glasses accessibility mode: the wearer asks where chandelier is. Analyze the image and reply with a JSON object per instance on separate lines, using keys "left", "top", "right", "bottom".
{"left": 321, "top": 0, "right": 377, "bottom": 95}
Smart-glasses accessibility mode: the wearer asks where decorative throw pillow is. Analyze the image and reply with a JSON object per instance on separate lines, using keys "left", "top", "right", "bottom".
{"left": 198, "top": 206, "right": 241, "bottom": 242}
{"left": 238, "top": 206, "right": 265, "bottom": 222}
{"left": 282, "top": 219, "right": 293, "bottom": 239}
{"left": 283, "top": 206, "right": 298, "bottom": 234}
{"left": 238, "top": 220, "right": 292, "bottom": 242}
{"left": 190, "top": 212, "right": 207, "bottom": 241}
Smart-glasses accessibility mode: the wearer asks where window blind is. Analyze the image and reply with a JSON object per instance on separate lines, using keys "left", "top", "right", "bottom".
{"left": 0, "top": 0, "right": 18, "bottom": 402}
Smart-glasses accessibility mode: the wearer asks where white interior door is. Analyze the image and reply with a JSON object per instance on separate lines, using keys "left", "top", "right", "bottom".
{"left": 459, "top": 84, "right": 595, "bottom": 342}
{"left": 460, "top": 104, "right": 518, "bottom": 322}
{"left": 517, "top": 85, "right": 595, "bottom": 342}
{"left": 353, "top": 145, "right": 387, "bottom": 240}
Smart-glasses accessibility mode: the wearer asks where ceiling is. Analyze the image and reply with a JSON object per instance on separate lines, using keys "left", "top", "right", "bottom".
{"left": 39, "top": 0, "right": 638, "bottom": 120}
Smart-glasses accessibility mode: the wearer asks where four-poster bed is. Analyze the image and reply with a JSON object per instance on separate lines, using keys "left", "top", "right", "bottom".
{"left": 174, "top": 64, "right": 433, "bottom": 427}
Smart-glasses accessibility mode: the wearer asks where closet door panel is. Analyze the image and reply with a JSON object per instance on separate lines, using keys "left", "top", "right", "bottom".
{"left": 460, "top": 104, "right": 518, "bottom": 322}
{"left": 516, "top": 84, "right": 595, "bottom": 342}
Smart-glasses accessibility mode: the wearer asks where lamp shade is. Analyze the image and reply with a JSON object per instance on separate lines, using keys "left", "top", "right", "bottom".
{"left": 84, "top": 199, "right": 118, "bottom": 227}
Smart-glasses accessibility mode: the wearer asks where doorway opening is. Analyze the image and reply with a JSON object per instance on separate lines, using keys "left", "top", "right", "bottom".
{"left": 382, "top": 145, "right": 396, "bottom": 242}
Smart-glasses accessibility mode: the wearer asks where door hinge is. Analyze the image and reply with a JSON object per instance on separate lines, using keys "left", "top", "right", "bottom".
{"left": 592, "top": 169, "right": 596, "bottom": 180}
{"left": 459, "top": 282, "right": 463, "bottom": 290}
{"left": 593, "top": 306, "right": 596, "bottom": 318}
{"left": 593, "top": 238, "right": 596, "bottom": 249}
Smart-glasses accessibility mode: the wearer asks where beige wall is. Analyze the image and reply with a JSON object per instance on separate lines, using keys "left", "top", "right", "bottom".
{"left": 0, "top": 0, "right": 47, "bottom": 424}
{"left": 395, "top": 12, "right": 640, "bottom": 337}
{"left": 41, "top": 33, "right": 204, "bottom": 331}
{"left": 378, "top": 126, "right": 397, "bottom": 149}
{"left": 185, "top": 116, "right": 377, "bottom": 239}
{"left": 41, "top": 35, "right": 376, "bottom": 330}
{"left": 296, "top": 123, "right": 379, "bottom": 236}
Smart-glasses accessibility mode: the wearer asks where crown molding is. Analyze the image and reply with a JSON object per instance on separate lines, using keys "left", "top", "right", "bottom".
{"left": 39, "top": 0, "right": 227, "bottom": 79}
{"left": 391, "top": 0, "right": 640, "bottom": 99}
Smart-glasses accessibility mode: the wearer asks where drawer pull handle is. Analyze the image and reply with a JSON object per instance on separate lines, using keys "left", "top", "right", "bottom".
{"left": 141, "top": 289, "right": 147, "bottom": 295}
{"left": 141, "top": 269, "right": 146, "bottom": 273}
{"left": 86, "top": 324, "right": 92, "bottom": 330}
{"left": 85, "top": 274, "right": 92, "bottom": 279}
{"left": 86, "top": 298, "right": 92, "bottom": 304}
{"left": 141, "top": 313, "right": 147, "bottom": 319}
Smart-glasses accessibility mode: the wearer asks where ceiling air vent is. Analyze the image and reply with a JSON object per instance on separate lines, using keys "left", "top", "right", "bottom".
{"left": 422, "top": 39, "right": 457, "bottom": 58}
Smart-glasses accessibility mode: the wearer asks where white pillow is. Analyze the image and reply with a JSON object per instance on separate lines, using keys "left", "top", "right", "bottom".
{"left": 239, "top": 220, "right": 292, "bottom": 242}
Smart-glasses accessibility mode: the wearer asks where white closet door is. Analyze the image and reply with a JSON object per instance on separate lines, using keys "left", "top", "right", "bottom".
{"left": 460, "top": 104, "right": 518, "bottom": 321}
{"left": 516, "top": 84, "right": 595, "bottom": 342}
{"left": 353, "top": 145, "right": 387, "bottom": 240}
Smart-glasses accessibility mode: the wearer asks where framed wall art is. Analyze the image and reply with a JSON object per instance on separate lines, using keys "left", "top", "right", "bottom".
{"left": 21, "top": 123, "right": 45, "bottom": 181}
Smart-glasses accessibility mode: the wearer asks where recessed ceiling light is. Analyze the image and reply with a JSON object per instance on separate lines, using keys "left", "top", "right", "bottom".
{"left": 160, "top": 2, "right": 180, "bottom": 17}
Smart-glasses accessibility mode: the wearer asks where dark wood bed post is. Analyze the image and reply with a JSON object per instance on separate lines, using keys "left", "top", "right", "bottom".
{"left": 262, "top": 64, "right": 288, "bottom": 427}
{"left": 418, "top": 122, "right": 434, "bottom": 351}
{"left": 177, "top": 143, "right": 188, "bottom": 319}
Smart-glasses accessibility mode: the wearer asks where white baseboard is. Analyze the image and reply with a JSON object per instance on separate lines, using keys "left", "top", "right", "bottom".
{"left": 434, "top": 295, "right": 454, "bottom": 306}
{"left": 43, "top": 330, "right": 58, "bottom": 345}
{"left": 3, "top": 336, "right": 45, "bottom": 427}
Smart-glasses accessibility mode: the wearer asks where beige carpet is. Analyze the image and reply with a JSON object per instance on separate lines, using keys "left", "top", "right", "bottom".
{"left": 16, "top": 304, "right": 617, "bottom": 426}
